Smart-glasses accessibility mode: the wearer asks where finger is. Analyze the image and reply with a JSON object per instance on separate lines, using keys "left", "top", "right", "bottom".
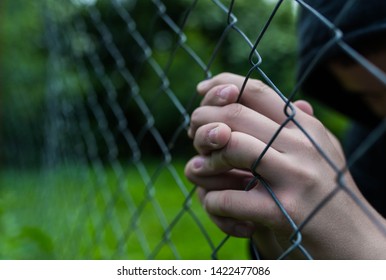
{"left": 189, "top": 104, "right": 291, "bottom": 150}
{"left": 203, "top": 188, "right": 284, "bottom": 229}
{"left": 186, "top": 169, "right": 255, "bottom": 192}
{"left": 199, "top": 84, "right": 240, "bottom": 107}
{"left": 206, "top": 213, "right": 257, "bottom": 238}
{"left": 196, "top": 72, "right": 247, "bottom": 94}
{"left": 251, "top": 229, "right": 284, "bottom": 259}
{"left": 196, "top": 187, "right": 207, "bottom": 205}
{"left": 197, "top": 73, "right": 312, "bottom": 126}
{"left": 192, "top": 123, "right": 231, "bottom": 154}
{"left": 197, "top": 187, "right": 255, "bottom": 238}
{"left": 185, "top": 131, "right": 284, "bottom": 180}
{"left": 197, "top": 73, "right": 288, "bottom": 122}
{"left": 293, "top": 100, "right": 314, "bottom": 116}
{"left": 197, "top": 187, "right": 256, "bottom": 237}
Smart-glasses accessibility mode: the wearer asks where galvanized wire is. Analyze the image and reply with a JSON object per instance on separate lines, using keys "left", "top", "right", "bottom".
{"left": 3, "top": 0, "right": 385, "bottom": 259}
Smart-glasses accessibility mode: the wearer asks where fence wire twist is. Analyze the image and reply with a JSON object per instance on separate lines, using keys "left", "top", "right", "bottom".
{"left": 2, "top": 0, "right": 386, "bottom": 259}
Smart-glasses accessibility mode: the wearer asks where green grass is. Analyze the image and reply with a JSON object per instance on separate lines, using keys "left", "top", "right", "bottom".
{"left": 0, "top": 161, "right": 249, "bottom": 260}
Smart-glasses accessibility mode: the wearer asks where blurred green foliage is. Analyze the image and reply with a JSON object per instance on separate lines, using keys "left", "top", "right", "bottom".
{"left": 0, "top": 162, "right": 249, "bottom": 259}
{"left": 0, "top": 1, "right": 47, "bottom": 167}
{"left": 0, "top": 1, "right": 348, "bottom": 167}
{"left": 1, "top": 0, "right": 304, "bottom": 165}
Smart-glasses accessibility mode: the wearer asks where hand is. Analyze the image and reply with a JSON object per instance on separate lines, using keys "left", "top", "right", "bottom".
{"left": 185, "top": 73, "right": 386, "bottom": 259}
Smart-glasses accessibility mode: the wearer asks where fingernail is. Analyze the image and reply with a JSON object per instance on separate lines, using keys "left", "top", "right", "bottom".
{"left": 208, "top": 127, "right": 218, "bottom": 143}
{"left": 218, "top": 86, "right": 232, "bottom": 99}
{"left": 193, "top": 157, "right": 205, "bottom": 169}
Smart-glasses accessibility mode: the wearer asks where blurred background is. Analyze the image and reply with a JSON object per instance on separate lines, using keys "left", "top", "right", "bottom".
{"left": 0, "top": 0, "right": 347, "bottom": 259}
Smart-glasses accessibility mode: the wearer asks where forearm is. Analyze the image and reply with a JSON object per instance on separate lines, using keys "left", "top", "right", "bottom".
{"left": 303, "top": 191, "right": 386, "bottom": 259}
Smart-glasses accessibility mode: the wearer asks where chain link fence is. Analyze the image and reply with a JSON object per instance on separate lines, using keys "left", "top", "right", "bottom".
{"left": 1, "top": 0, "right": 385, "bottom": 259}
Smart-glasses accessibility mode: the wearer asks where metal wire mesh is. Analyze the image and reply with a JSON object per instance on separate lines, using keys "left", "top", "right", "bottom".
{"left": 1, "top": 0, "right": 385, "bottom": 259}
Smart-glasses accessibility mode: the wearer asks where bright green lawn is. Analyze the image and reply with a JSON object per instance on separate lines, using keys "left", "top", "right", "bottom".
{"left": 0, "top": 161, "right": 249, "bottom": 260}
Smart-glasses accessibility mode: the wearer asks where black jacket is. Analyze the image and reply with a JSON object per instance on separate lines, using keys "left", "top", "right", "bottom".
{"left": 344, "top": 123, "right": 386, "bottom": 217}
{"left": 297, "top": 0, "right": 386, "bottom": 126}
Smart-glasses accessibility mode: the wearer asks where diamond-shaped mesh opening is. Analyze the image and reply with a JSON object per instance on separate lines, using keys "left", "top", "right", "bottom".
{"left": 1, "top": 0, "right": 385, "bottom": 260}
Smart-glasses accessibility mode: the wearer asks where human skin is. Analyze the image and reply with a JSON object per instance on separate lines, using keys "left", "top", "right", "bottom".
{"left": 329, "top": 50, "right": 386, "bottom": 118}
{"left": 184, "top": 72, "right": 386, "bottom": 259}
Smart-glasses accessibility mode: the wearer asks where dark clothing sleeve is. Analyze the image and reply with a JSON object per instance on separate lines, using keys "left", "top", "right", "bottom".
{"left": 343, "top": 122, "right": 386, "bottom": 218}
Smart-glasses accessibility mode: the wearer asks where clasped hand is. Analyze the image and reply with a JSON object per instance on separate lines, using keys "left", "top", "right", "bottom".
{"left": 184, "top": 73, "right": 386, "bottom": 259}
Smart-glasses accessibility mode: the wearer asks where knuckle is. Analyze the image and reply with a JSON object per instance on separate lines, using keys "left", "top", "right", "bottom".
{"left": 309, "top": 117, "right": 325, "bottom": 132}
{"left": 249, "top": 79, "right": 269, "bottom": 94}
{"left": 216, "top": 191, "right": 233, "bottom": 215}
{"left": 286, "top": 155, "right": 318, "bottom": 189}
{"left": 279, "top": 135, "right": 320, "bottom": 187}
{"left": 217, "top": 72, "right": 234, "bottom": 81}
{"left": 298, "top": 166, "right": 318, "bottom": 188}
{"left": 204, "top": 190, "right": 234, "bottom": 217}
{"left": 224, "top": 103, "right": 244, "bottom": 121}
